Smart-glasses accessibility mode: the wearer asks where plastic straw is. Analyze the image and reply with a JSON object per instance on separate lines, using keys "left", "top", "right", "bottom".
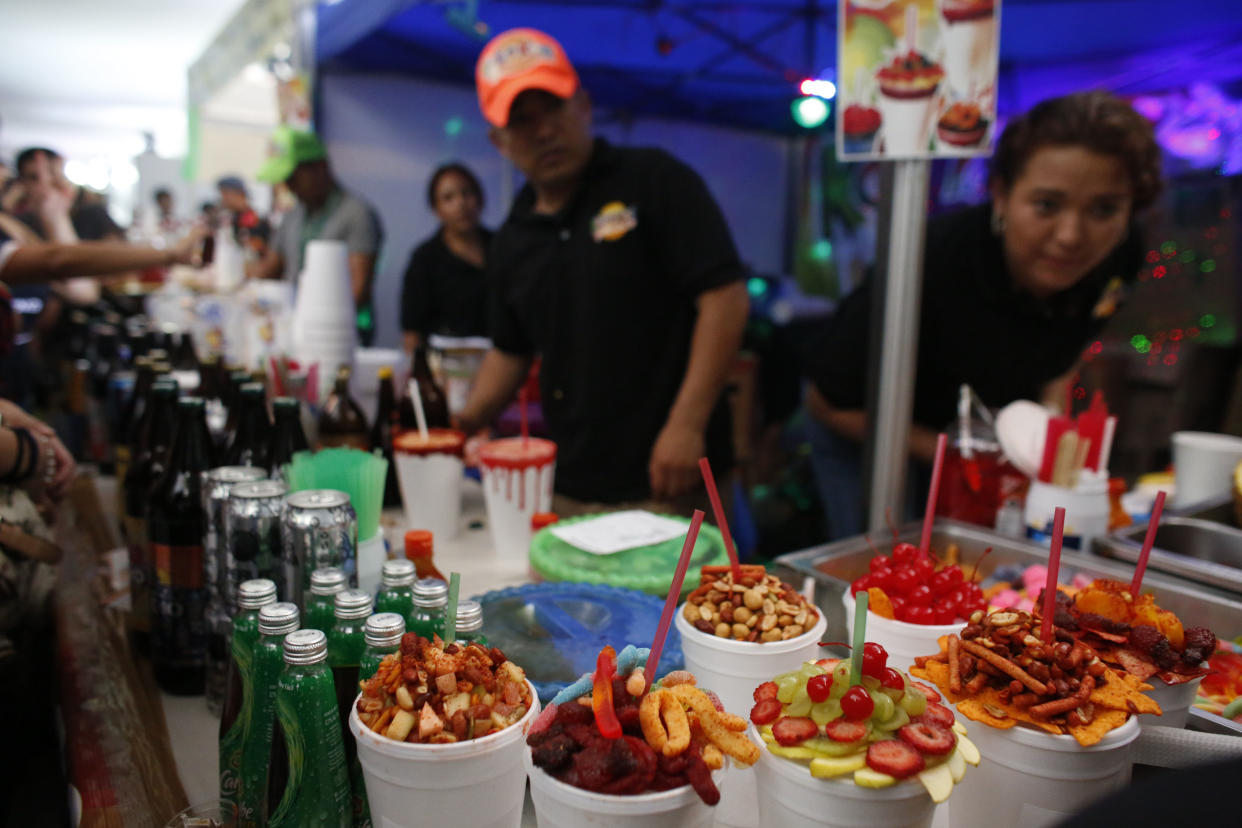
{"left": 445, "top": 572, "right": 461, "bottom": 646}
{"left": 1099, "top": 416, "right": 1117, "bottom": 474}
{"left": 919, "top": 433, "right": 948, "bottom": 557}
{"left": 905, "top": 4, "right": 918, "bottom": 51}
{"left": 698, "top": 457, "right": 742, "bottom": 581}
{"left": 519, "top": 387, "right": 529, "bottom": 446}
{"left": 1131, "top": 490, "right": 1166, "bottom": 597}
{"left": 850, "top": 589, "right": 869, "bottom": 686}
{"left": 1040, "top": 506, "right": 1066, "bottom": 644}
{"left": 407, "top": 379, "right": 429, "bottom": 440}
{"left": 644, "top": 509, "right": 705, "bottom": 692}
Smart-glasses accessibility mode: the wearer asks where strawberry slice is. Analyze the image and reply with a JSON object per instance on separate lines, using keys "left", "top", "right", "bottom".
{"left": 750, "top": 698, "right": 782, "bottom": 726}
{"left": 772, "top": 716, "right": 819, "bottom": 746}
{"left": 911, "top": 680, "right": 942, "bottom": 703}
{"left": 898, "top": 722, "right": 955, "bottom": 755}
{"left": 866, "top": 739, "right": 926, "bottom": 779}
{"left": 824, "top": 719, "right": 868, "bottom": 743}
{"left": 753, "top": 681, "right": 779, "bottom": 703}
{"left": 912, "top": 701, "right": 955, "bottom": 731}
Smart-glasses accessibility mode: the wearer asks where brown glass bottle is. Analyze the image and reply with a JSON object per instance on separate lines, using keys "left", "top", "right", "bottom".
{"left": 224, "top": 383, "right": 272, "bottom": 468}
{"left": 318, "top": 367, "right": 370, "bottom": 451}
{"left": 400, "top": 346, "right": 450, "bottom": 429}
{"left": 268, "top": 397, "right": 309, "bottom": 482}
{"left": 370, "top": 367, "right": 402, "bottom": 506}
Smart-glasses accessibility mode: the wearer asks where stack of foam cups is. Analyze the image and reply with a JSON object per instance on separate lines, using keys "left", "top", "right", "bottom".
{"left": 292, "top": 239, "right": 356, "bottom": 401}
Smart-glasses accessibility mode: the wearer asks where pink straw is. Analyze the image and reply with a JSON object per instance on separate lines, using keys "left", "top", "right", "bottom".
{"left": 1131, "top": 490, "right": 1166, "bottom": 597}
{"left": 644, "top": 509, "right": 705, "bottom": 692}
{"left": 905, "top": 4, "right": 918, "bottom": 51}
{"left": 519, "top": 387, "right": 529, "bottom": 446}
{"left": 1040, "top": 506, "right": 1066, "bottom": 644}
{"left": 919, "top": 433, "right": 948, "bottom": 557}
{"left": 698, "top": 457, "right": 742, "bottom": 581}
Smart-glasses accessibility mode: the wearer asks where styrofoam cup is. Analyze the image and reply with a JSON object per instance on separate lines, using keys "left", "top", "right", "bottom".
{"left": 524, "top": 749, "right": 720, "bottom": 828}
{"left": 350, "top": 681, "right": 539, "bottom": 828}
{"left": 298, "top": 240, "right": 353, "bottom": 307}
{"left": 479, "top": 438, "right": 556, "bottom": 560}
{"left": 948, "top": 716, "right": 1138, "bottom": 828}
{"left": 1140, "top": 675, "right": 1204, "bottom": 728}
{"left": 393, "top": 429, "right": 465, "bottom": 540}
{"left": 750, "top": 723, "right": 933, "bottom": 828}
{"left": 842, "top": 591, "right": 965, "bottom": 674}
{"left": 1172, "top": 431, "right": 1242, "bottom": 507}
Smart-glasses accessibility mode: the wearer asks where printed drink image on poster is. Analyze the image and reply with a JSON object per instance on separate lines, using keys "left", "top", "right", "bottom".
{"left": 838, "top": 0, "right": 1001, "bottom": 161}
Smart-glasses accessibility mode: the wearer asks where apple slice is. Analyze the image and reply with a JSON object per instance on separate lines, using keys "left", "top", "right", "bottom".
{"left": 918, "top": 761, "right": 955, "bottom": 803}
{"left": 809, "top": 755, "right": 867, "bottom": 778}
{"left": 854, "top": 767, "right": 898, "bottom": 788}
{"left": 947, "top": 747, "right": 967, "bottom": 782}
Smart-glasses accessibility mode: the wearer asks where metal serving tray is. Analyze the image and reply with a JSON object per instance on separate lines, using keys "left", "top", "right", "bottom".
{"left": 773, "top": 519, "right": 1242, "bottom": 736}
{"left": 1095, "top": 516, "right": 1242, "bottom": 597}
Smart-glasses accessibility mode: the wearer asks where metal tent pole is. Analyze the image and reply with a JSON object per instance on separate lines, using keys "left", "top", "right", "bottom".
{"left": 866, "top": 158, "right": 931, "bottom": 534}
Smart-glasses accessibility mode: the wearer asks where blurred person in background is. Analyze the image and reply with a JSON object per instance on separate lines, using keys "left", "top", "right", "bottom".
{"left": 248, "top": 126, "right": 383, "bottom": 345}
{"left": 216, "top": 175, "right": 270, "bottom": 261}
{"left": 400, "top": 162, "right": 492, "bottom": 354}
{"left": 11, "top": 147, "right": 123, "bottom": 243}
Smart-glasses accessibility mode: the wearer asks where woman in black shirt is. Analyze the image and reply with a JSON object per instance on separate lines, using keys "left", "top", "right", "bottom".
{"left": 400, "top": 162, "right": 493, "bottom": 353}
{"left": 804, "top": 91, "right": 1163, "bottom": 539}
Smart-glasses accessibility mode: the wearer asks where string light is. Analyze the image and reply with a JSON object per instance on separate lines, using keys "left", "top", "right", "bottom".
{"left": 791, "top": 96, "right": 830, "bottom": 128}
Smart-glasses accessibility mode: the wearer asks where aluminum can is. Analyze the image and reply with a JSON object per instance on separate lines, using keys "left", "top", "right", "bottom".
{"left": 203, "top": 466, "right": 267, "bottom": 604}
{"left": 280, "top": 489, "right": 357, "bottom": 608}
{"left": 224, "top": 479, "right": 289, "bottom": 612}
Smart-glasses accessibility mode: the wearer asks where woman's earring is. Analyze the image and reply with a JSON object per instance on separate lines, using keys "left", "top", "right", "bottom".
{"left": 990, "top": 211, "right": 1006, "bottom": 235}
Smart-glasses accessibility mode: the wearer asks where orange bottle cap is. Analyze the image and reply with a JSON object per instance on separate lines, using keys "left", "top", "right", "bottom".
{"left": 531, "top": 512, "right": 559, "bottom": 531}
{"left": 404, "top": 529, "right": 434, "bottom": 558}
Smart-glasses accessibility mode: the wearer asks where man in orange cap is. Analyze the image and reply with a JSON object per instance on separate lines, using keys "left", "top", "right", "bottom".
{"left": 458, "top": 28, "right": 750, "bottom": 514}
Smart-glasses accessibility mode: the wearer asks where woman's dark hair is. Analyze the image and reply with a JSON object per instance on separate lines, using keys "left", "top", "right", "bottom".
{"left": 427, "top": 162, "right": 484, "bottom": 209}
{"left": 991, "top": 91, "right": 1163, "bottom": 210}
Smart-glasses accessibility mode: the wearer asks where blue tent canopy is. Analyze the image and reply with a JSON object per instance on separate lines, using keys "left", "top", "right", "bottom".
{"left": 318, "top": 0, "right": 1242, "bottom": 133}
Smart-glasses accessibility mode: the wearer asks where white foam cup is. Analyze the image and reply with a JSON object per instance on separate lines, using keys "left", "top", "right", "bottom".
{"left": 948, "top": 716, "right": 1139, "bottom": 828}
{"left": 1172, "top": 431, "right": 1242, "bottom": 507}
{"left": 842, "top": 591, "right": 965, "bottom": 674}
{"left": 524, "top": 749, "right": 721, "bottom": 828}
{"left": 750, "top": 724, "right": 933, "bottom": 828}
{"left": 350, "top": 681, "right": 539, "bottom": 828}
{"left": 1140, "top": 675, "right": 1204, "bottom": 728}
{"left": 478, "top": 437, "right": 556, "bottom": 559}
{"left": 297, "top": 240, "right": 353, "bottom": 312}
{"left": 393, "top": 429, "right": 465, "bottom": 540}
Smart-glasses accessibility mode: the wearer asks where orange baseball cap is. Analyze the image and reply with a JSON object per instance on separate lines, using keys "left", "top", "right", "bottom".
{"left": 476, "top": 28, "right": 580, "bottom": 128}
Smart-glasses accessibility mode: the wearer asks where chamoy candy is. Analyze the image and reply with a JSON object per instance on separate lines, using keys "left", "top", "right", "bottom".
{"left": 751, "top": 644, "right": 979, "bottom": 803}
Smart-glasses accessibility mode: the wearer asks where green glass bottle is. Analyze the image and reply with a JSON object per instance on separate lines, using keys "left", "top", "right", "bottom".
{"left": 304, "top": 567, "right": 347, "bottom": 633}
{"left": 268, "top": 629, "right": 350, "bottom": 828}
{"left": 409, "top": 578, "right": 448, "bottom": 641}
{"left": 454, "top": 599, "right": 488, "bottom": 647}
{"left": 238, "top": 602, "right": 299, "bottom": 828}
{"left": 329, "top": 590, "right": 372, "bottom": 827}
{"left": 361, "top": 612, "right": 405, "bottom": 679}
{"left": 219, "top": 579, "right": 277, "bottom": 820}
{"left": 374, "top": 559, "right": 415, "bottom": 624}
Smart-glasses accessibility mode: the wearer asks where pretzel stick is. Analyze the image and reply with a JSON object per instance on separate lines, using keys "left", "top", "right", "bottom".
{"left": 948, "top": 636, "right": 963, "bottom": 694}
{"left": 1030, "top": 676, "right": 1095, "bottom": 718}
{"left": 966, "top": 672, "right": 989, "bottom": 694}
{"left": 959, "top": 639, "right": 1052, "bottom": 694}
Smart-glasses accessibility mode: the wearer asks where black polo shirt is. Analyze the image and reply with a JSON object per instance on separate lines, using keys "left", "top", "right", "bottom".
{"left": 808, "top": 203, "right": 1141, "bottom": 428}
{"left": 489, "top": 139, "right": 742, "bottom": 502}
{"left": 400, "top": 228, "right": 493, "bottom": 339}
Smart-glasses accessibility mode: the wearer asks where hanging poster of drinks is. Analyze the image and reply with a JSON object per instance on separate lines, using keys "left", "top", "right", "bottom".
{"left": 837, "top": 0, "right": 1001, "bottom": 160}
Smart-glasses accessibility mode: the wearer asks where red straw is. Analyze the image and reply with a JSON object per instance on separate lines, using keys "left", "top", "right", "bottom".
{"left": 645, "top": 509, "right": 705, "bottom": 692}
{"left": 698, "top": 457, "right": 742, "bottom": 581}
{"left": 1040, "top": 506, "right": 1066, "bottom": 644}
{"left": 1131, "top": 490, "right": 1166, "bottom": 597}
{"left": 519, "top": 387, "right": 529, "bottom": 446}
{"left": 919, "top": 433, "right": 948, "bottom": 557}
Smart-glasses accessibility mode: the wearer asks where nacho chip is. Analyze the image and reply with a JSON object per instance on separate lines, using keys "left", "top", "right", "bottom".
{"left": 957, "top": 698, "right": 1017, "bottom": 729}
{"left": 1068, "top": 708, "right": 1128, "bottom": 747}
{"left": 1090, "top": 671, "right": 1160, "bottom": 716}
{"left": 867, "top": 587, "right": 895, "bottom": 620}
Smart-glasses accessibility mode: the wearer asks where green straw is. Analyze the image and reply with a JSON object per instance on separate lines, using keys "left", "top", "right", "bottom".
{"left": 444, "top": 572, "right": 461, "bottom": 646}
{"left": 850, "top": 590, "right": 869, "bottom": 686}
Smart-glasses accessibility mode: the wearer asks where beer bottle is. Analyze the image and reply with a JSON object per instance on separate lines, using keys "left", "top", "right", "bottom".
{"left": 124, "top": 379, "right": 179, "bottom": 653}
{"left": 268, "top": 397, "right": 309, "bottom": 482}
{"left": 318, "top": 367, "right": 370, "bottom": 451}
{"left": 360, "top": 613, "right": 404, "bottom": 678}
{"left": 224, "top": 382, "right": 272, "bottom": 468}
{"left": 304, "top": 567, "right": 347, "bottom": 633}
{"left": 268, "top": 629, "right": 351, "bottom": 828}
{"left": 243, "top": 602, "right": 299, "bottom": 828}
{"left": 219, "top": 579, "right": 278, "bottom": 819}
{"left": 374, "top": 559, "right": 416, "bottom": 625}
{"left": 329, "top": 590, "right": 372, "bottom": 826}
{"left": 409, "top": 578, "right": 448, "bottom": 641}
{"left": 402, "top": 346, "right": 450, "bottom": 429}
{"left": 86, "top": 323, "right": 119, "bottom": 469}
{"left": 222, "top": 369, "right": 254, "bottom": 450}
{"left": 149, "top": 396, "right": 216, "bottom": 694}
{"left": 454, "top": 599, "right": 488, "bottom": 647}
{"left": 369, "top": 367, "right": 401, "bottom": 506}
{"left": 114, "top": 355, "right": 154, "bottom": 499}
{"left": 404, "top": 529, "right": 446, "bottom": 582}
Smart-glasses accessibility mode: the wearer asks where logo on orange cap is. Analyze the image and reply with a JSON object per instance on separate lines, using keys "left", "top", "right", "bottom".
{"left": 476, "top": 28, "right": 580, "bottom": 127}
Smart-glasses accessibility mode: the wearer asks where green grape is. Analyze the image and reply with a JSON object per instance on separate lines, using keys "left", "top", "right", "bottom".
{"left": 899, "top": 687, "right": 928, "bottom": 717}
{"left": 802, "top": 737, "right": 864, "bottom": 757}
{"left": 876, "top": 707, "right": 910, "bottom": 732}
{"left": 881, "top": 686, "right": 905, "bottom": 704}
{"left": 810, "top": 699, "right": 843, "bottom": 726}
{"left": 861, "top": 675, "right": 880, "bottom": 692}
{"left": 799, "top": 662, "right": 825, "bottom": 678}
{"left": 832, "top": 662, "right": 852, "bottom": 687}
{"left": 868, "top": 688, "right": 895, "bottom": 722}
{"left": 777, "top": 676, "right": 800, "bottom": 704}
{"left": 787, "top": 693, "right": 814, "bottom": 717}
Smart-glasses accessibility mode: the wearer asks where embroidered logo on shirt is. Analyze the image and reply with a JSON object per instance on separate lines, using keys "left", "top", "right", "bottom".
{"left": 592, "top": 202, "right": 638, "bottom": 242}
{"left": 1091, "top": 276, "right": 1125, "bottom": 319}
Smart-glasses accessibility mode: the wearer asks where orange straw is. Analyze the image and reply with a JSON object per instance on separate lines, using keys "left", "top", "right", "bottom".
{"left": 698, "top": 457, "right": 742, "bottom": 581}
{"left": 645, "top": 509, "right": 705, "bottom": 692}
{"left": 1040, "top": 506, "right": 1066, "bottom": 644}
{"left": 1131, "top": 490, "right": 1166, "bottom": 597}
{"left": 919, "top": 433, "right": 948, "bottom": 557}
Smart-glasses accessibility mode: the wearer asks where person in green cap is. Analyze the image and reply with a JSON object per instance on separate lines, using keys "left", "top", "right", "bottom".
{"left": 249, "top": 126, "right": 384, "bottom": 345}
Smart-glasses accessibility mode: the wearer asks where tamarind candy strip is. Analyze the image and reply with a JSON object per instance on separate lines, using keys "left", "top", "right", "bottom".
{"left": 948, "top": 636, "right": 963, "bottom": 694}
{"left": 959, "top": 639, "right": 1051, "bottom": 695}
{"left": 965, "top": 672, "right": 989, "bottom": 694}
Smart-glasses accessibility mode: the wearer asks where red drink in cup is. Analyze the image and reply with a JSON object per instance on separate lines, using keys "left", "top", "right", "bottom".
{"left": 393, "top": 429, "right": 466, "bottom": 540}
{"left": 478, "top": 437, "right": 556, "bottom": 560}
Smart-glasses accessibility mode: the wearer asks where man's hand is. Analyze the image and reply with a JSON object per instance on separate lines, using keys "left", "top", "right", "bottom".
{"left": 648, "top": 420, "right": 705, "bottom": 500}
{"left": 169, "top": 224, "right": 208, "bottom": 267}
